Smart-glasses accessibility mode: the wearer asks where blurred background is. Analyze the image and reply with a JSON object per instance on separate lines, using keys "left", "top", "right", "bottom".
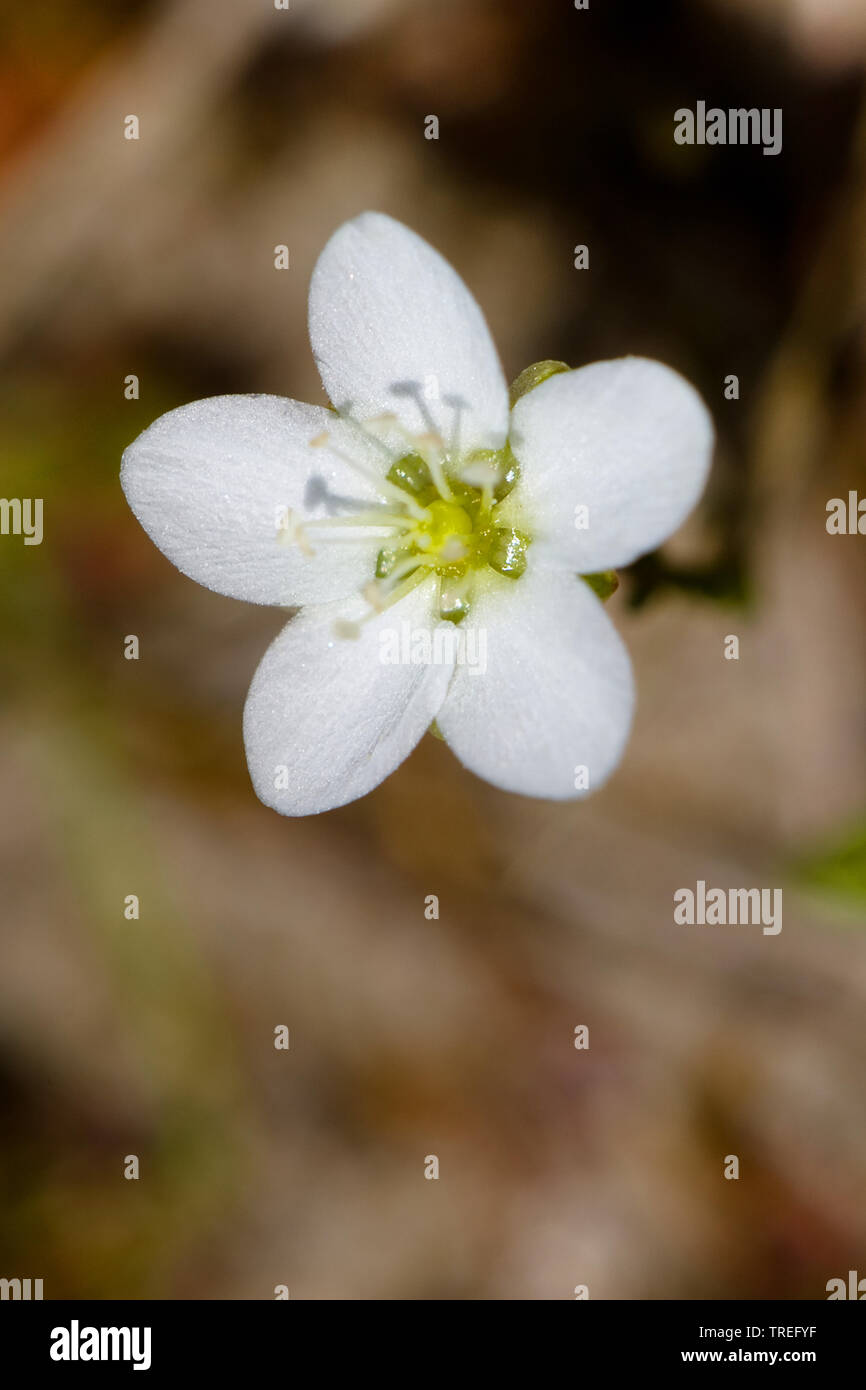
{"left": 1, "top": 0, "right": 865, "bottom": 1300}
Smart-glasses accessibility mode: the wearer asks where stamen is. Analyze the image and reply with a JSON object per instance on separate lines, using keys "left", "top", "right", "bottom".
{"left": 336, "top": 412, "right": 402, "bottom": 463}
{"left": 302, "top": 511, "right": 416, "bottom": 533}
{"left": 365, "top": 413, "right": 454, "bottom": 503}
{"left": 361, "top": 580, "right": 387, "bottom": 613}
{"left": 310, "top": 431, "right": 431, "bottom": 522}
{"left": 332, "top": 567, "right": 430, "bottom": 641}
{"left": 382, "top": 553, "right": 431, "bottom": 586}
{"left": 413, "top": 431, "right": 454, "bottom": 502}
{"left": 276, "top": 508, "right": 314, "bottom": 555}
{"left": 457, "top": 454, "right": 500, "bottom": 512}
{"left": 366, "top": 568, "right": 430, "bottom": 613}
{"left": 363, "top": 554, "right": 430, "bottom": 609}
{"left": 298, "top": 532, "right": 404, "bottom": 548}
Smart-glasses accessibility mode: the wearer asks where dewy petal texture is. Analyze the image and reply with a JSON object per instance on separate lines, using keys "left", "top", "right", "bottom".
{"left": 121, "top": 394, "right": 394, "bottom": 607}
{"left": 309, "top": 212, "right": 509, "bottom": 455}
{"left": 507, "top": 357, "right": 714, "bottom": 573}
{"left": 243, "top": 578, "right": 454, "bottom": 816}
{"left": 436, "top": 566, "right": 634, "bottom": 800}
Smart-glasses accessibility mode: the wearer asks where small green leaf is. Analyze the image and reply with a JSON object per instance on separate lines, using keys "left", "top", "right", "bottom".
{"left": 794, "top": 819, "right": 866, "bottom": 908}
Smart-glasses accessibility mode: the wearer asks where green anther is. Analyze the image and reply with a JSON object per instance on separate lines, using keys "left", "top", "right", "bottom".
{"left": 508, "top": 359, "right": 571, "bottom": 409}
{"left": 439, "top": 593, "right": 471, "bottom": 624}
{"left": 375, "top": 547, "right": 399, "bottom": 578}
{"left": 439, "top": 575, "right": 472, "bottom": 624}
{"left": 386, "top": 452, "right": 437, "bottom": 503}
{"left": 487, "top": 526, "right": 530, "bottom": 578}
{"left": 581, "top": 570, "right": 620, "bottom": 601}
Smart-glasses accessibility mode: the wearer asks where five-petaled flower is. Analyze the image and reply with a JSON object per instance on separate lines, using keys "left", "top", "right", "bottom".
{"left": 121, "top": 212, "right": 714, "bottom": 816}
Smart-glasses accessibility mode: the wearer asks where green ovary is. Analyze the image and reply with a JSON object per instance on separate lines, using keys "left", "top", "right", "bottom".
{"left": 376, "top": 448, "right": 531, "bottom": 623}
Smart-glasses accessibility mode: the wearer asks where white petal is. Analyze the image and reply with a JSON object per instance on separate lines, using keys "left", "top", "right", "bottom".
{"left": 506, "top": 357, "right": 714, "bottom": 573}
{"left": 436, "top": 565, "right": 634, "bottom": 800}
{"left": 243, "top": 577, "right": 453, "bottom": 816}
{"left": 309, "top": 212, "right": 509, "bottom": 456}
{"left": 121, "top": 394, "right": 397, "bottom": 607}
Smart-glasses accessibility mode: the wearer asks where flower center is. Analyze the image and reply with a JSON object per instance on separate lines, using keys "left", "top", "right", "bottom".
{"left": 296, "top": 418, "right": 531, "bottom": 632}
{"left": 374, "top": 448, "right": 530, "bottom": 622}
{"left": 418, "top": 499, "right": 474, "bottom": 563}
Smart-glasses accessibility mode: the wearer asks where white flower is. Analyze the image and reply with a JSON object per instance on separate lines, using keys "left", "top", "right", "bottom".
{"left": 121, "top": 212, "right": 713, "bottom": 816}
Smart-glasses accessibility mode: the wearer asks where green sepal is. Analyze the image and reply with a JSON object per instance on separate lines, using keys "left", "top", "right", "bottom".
{"left": 508, "top": 360, "right": 571, "bottom": 409}
{"left": 581, "top": 570, "right": 620, "bottom": 601}
{"left": 493, "top": 442, "right": 519, "bottom": 502}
